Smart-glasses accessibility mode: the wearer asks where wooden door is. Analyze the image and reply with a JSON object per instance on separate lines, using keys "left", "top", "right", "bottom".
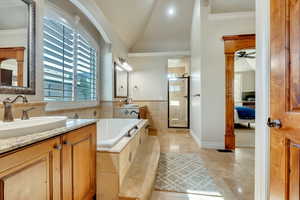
{"left": 0, "top": 137, "right": 61, "bottom": 200}
{"left": 270, "top": 0, "right": 300, "bottom": 199}
{"left": 62, "top": 124, "right": 96, "bottom": 200}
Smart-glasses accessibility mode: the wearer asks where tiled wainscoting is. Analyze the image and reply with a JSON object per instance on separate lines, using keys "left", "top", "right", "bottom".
{"left": 133, "top": 101, "right": 168, "bottom": 132}
{"left": 0, "top": 100, "right": 179, "bottom": 135}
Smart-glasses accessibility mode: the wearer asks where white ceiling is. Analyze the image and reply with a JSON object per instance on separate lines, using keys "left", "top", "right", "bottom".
{"left": 131, "top": 0, "right": 195, "bottom": 52}
{"left": 94, "top": 0, "right": 157, "bottom": 49}
{"left": 92, "top": 0, "right": 255, "bottom": 52}
{"left": 210, "top": 0, "right": 255, "bottom": 13}
{"left": 94, "top": 0, "right": 194, "bottom": 52}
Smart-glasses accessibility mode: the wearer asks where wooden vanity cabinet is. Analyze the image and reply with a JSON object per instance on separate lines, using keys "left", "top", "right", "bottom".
{"left": 0, "top": 137, "right": 62, "bottom": 200}
{"left": 62, "top": 125, "right": 96, "bottom": 200}
{"left": 0, "top": 124, "right": 96, "bottom": 200}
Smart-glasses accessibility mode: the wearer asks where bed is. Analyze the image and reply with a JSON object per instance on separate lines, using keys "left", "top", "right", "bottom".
{"left": 234, "top": 106, "right": 255, "bottom": 126}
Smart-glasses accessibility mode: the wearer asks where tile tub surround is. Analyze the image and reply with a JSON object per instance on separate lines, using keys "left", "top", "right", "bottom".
{"left": 132, "top": 101, "right": 168, "bottom": 132}
{"left": 0, "top": 119, "right": 98, "bottom": 154}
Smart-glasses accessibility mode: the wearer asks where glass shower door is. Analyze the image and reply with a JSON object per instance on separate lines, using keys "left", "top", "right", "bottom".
{"left": 168, "top": 77, "right": 189, "bottom": 128}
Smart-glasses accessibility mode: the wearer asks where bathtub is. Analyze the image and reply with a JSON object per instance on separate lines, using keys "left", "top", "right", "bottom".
{"left": 97, "top": 118, "right": 142, "bottom": 148}
{"left": 96, "top": 118, "right": 150, "bottom": 200}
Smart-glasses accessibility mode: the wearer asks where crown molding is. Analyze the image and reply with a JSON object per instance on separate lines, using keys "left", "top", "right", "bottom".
{"left": 208, "top": 11, "right": 255, "bottom": 21}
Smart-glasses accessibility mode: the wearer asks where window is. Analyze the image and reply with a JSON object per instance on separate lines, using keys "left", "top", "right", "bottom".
{"left": 234, "top": 73, "right": 242, "bottom": 102}
{"left": 43, "top": 17, "right": 97, "bottom": 102}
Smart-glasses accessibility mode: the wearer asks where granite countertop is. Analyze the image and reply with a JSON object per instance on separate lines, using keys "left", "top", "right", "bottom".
{"left": 0, "top": 119, "right": 98, "bottom": 155}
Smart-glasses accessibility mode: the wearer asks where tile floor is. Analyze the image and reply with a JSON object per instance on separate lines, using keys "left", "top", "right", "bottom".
{"left": 150, "top": 132, "right": 254, "bottom": 200}
{"left": 235, "top": 124, "right": 255, "bottom": 148}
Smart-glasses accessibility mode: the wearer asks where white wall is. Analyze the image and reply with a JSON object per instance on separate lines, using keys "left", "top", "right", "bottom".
{"left": 190, "top": 0, "right": 202, "bottom": 146}
{"left": 128, "top": 56, "right": 168, "bottom": 101}
{"left": 70, "top": 0, "right": 128, "bottom": 60}
{"left": 0, "top": 0, "right": 129, "bottom": 106}
{"left": 255, "top": 0, "right": 270, "bottom": 198}
{"left": 190, "top": 3, "right": 255, "bottom": 148}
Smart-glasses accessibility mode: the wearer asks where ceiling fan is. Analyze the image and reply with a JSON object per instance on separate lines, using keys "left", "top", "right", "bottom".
{"left": 237, "top": 51, "right": 256, "bottom": 59}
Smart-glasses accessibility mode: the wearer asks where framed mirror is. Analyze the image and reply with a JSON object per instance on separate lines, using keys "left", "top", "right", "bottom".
{"left": 0, "top": 0, "right": 36, "bottom": 94}
{"left": 114, "top": 62, "right": 128, "bottom": 98}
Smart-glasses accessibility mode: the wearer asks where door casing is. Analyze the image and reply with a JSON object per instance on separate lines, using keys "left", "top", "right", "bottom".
{"left": 223, "top": 34, "right": 256, "bottom": 150}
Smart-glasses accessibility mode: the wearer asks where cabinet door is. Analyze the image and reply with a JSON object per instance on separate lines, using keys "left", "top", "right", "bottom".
{"left": 62, "top": 124, "right": 96, "bottom": 200}
{"left": 0, "top": 138, "right": 61, "bottom": 200}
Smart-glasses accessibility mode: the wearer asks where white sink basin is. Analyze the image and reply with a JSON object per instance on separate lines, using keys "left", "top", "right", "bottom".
{"left": 0, "top": 116, "right": 68, "bottom": 139}
{"left": 122, "top": 104, "right": 139, "bottom": 108}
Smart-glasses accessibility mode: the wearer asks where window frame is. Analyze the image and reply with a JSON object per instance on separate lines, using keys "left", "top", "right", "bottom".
{"left": 43, "top": 3, "right": 99, "bottom": 105}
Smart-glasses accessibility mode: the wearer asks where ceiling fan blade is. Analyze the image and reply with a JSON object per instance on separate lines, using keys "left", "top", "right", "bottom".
{"left": 246, "top": 52, "right": 256, "bottom": 55}
{"left": 245, "top": 56, "right": 256, "bottom": 59}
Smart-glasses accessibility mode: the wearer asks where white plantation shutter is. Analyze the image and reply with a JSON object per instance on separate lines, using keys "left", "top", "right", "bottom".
{"left": 76, "top": 34, "right": 96, "bottom": 101}
{"left": 43, "top": 17, "right": 97, "bottom": 102}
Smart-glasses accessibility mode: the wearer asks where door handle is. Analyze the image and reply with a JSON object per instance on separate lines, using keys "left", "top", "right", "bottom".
{"left": 193, "top": 94, "right": 200, "bottom": 97}
{"left": 267, "top": 118, "right": 282, "bottom": 129}
{"left": 292, "top": 143, "right": 300, "bottom": 149}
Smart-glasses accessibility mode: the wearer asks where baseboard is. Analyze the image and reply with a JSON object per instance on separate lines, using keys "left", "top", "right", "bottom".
{"left": 190, "top": 130, "right": 201, "bottom": 148}
{"left": 201, "top": 141, "right": 224, "bottom": 149}
{"left": 190, "top": 130, "right": 225, "bottom": 149}
{"left": 236, "top": 144, "right": 255, "bottom": 148}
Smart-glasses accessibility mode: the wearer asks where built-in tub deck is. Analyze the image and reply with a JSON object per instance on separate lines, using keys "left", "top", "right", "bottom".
{"left": 96, "top": 118, "right": 160, "bottom": 200}
{"left": 119, "top": 136, "right": 160, "bottom": 200}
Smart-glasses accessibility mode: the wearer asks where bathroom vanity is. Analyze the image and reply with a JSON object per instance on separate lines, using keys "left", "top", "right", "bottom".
{"left": 0, "top": 119, "right": 97, "bottom": 200}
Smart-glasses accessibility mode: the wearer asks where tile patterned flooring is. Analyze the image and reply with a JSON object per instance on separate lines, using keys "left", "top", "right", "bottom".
{"left": 150, "top": 132, "right": 254, "bottom": 200}
{"left": 235, "top": 124, "right": 255, "bottom": 148}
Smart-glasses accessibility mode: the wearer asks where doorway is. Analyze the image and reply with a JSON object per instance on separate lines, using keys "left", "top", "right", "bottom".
{"left": 223, "top": 34, "right": 256, "bottom": 149}
{"left": 167, "top": 58, "right": 190, "bottom": 129}
{"left": 234, "top": 49, "right": 256, "bottom": 147}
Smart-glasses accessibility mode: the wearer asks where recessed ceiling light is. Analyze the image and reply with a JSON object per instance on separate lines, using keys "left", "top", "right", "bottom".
{"left": 167, "top": 8, "right": 175, "bottom": 16}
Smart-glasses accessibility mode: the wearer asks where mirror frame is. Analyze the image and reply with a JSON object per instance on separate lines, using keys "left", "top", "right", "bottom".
{"left": 114, "top": 62, "right": 129, "bottom": 98}
{"left": 0, "top": 0, "right": 36, "bottom": 94}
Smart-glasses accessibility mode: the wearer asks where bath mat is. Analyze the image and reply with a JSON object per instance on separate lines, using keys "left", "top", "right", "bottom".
{"left": 155, "top": 152, "right": 223, "bottom": 197}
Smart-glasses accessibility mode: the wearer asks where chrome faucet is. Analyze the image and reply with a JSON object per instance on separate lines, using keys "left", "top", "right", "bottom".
{"left": 124, "top": 97, "right": 132, "bottom": 104}
{"left": 3, "top": 95, "right": 28, "bottom": 122}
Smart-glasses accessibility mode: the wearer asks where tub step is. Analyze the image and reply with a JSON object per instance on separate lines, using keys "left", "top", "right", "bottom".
{"left": 119, "top": 136, "right": 160, "bottom": 200}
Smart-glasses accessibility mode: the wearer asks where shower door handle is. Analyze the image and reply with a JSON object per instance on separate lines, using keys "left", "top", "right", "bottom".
{"left": 193, "top": 94, "right": 201, "bottom": 97}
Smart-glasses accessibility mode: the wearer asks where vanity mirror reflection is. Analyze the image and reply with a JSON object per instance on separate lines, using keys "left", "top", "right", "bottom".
{"left": 0, "top": 0, "right": 36, "bottom": 94}
{"left": 114, "top": 62, "right": 128, "bottom": 98}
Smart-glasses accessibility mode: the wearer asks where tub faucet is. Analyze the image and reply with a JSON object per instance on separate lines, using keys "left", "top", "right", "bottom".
{"left": 130, "top": 110, "right": 140, "bottom": 119}
{"left": 3, "top": 95, "right": 28, "bottom": 122}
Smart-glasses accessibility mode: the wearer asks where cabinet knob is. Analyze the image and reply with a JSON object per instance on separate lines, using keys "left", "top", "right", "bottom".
{"left": 54, "top": 144, "right": 62, "bottom": 150}
{"left": 63, "top": 141, "right": 71, "bottom": 145}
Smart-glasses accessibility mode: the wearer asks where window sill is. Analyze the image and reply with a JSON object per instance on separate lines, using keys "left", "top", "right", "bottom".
{"left": 45, "top": 101, "right": 100, "bottom": 112}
